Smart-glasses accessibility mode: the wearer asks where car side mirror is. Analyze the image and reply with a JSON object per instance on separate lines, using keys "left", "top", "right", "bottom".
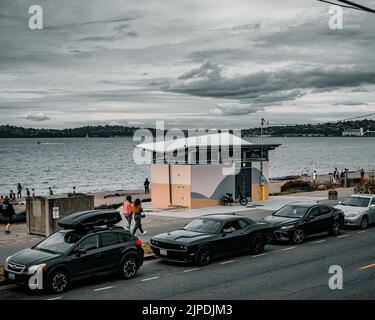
{"left": 73, "top": 248, "right": 87, "bottom": 256}
{"left": 370, "top": 204, "right": 375, "bottom": 209}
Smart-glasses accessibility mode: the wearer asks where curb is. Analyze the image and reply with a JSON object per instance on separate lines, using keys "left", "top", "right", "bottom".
{"left": 143, "top": 254, "right": 156, "bottom": 261}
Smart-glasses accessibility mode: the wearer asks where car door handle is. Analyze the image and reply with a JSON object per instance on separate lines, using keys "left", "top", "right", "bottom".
{"left": 95, "top": 253, "right": 102, "bottom": 258}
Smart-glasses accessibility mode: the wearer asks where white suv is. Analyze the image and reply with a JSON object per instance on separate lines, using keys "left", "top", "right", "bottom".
{"left": 335, "top": 194, "right": 375, "bottom": 229}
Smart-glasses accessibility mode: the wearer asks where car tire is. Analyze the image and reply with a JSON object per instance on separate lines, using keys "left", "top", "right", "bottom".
{"left": 330, "top": 220, "right": 342, "bottom": 235}
{"left": 240, "top": 197, "right": 248, "bottom": 206}
{"left": 292, "top": 228, "right": 305, "bottom": 244}
{"left": 360, "top": 216, "right": 369, "bottom": 230}
{"left": 195, "top": 246, "right": 211, "bottom": 266}
{"left": 47, "top": 269, "right": 70, "bottom": 294}
{"left": 120, "top": 256, "right": 138, "bottom": 280}
{"left": 250, "top": 233, "right": 266, "bottom": 255}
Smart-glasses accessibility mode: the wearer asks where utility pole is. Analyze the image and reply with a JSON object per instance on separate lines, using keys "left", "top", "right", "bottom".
{"left": 260, "top": 118, "right": 266, "bottom": 200}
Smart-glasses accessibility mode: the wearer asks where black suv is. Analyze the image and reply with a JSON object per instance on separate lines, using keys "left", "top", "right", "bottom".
{"left": 4, "top": 210, "right": 144, "bottom": 293}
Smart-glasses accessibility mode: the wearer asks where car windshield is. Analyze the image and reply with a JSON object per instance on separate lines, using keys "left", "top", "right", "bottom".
{"left": 34, "top": 231, "right": 82, "bottom": 254}
{"left": 273, "top": 205, "right": 309, "bottom": 218}
{"left": 341, "top": 197, "right": 370, "bottom": 207}
{"left": 182, "top": 218, "right": 221, "bottom": 234}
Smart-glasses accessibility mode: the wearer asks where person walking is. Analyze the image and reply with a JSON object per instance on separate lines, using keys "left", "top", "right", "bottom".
{"left": 360, "top": 168, "right": 365, "bottom": 181}
{"left": 49, "top": 187, "right": 53, "bottom": 196}
{"left": 26, "top": 188, "right": 30, "bottom": 198}
{"left": 17, "top": 183, "right": 22, "bottom": 198}
{"left": 132, "top": 198, "right": 147, "bottom": 236}
{"left": 312, "top": 170, "right": 318, "bottom": 185}
{"left": 123, "top": 195, "right": 133, "bottom": 230}
{"left": 1, "top": 196, "right": 16, "bottom": 234}
{"left": 144, "top": 178, "right": 150, "bottom": 194}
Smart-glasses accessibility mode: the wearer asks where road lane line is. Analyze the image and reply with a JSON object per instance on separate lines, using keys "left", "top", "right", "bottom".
{"left": 252, "top": 252, "right": 272, "bottom": 258}
{"left": 46, "top": 296, "right": 62, "bottom": 300}
{"left": 281, "top": 246, "right": 296, "bottom": 251}
{"left": 358, "top": 231, "right": 366, "bottom": 234}
{"left": 94, "top": 286, "right": 114, "bottom": 292}
{"left": 337, "top": 234, "right": 350, "bottom": 239}
{"left": 220, "top": 260, "right": 235, "bottom": 265}
{"left": 356, "top": 263, "right": 375, "bottom": 271}
{"left": 141, "top": 276, "right": 159, "bottom": 282}
{"left": 311, "top": 240, "right": 326, "bottom": 244}
{"left": 183, "top": 268, "right": 200, "bottom": 273}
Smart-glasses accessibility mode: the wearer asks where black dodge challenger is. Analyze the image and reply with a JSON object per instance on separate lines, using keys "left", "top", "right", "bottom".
{"left": 150, "top": 214, "right": 274, "bottom": 266}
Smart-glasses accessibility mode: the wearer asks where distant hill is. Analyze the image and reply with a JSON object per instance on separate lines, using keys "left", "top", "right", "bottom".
{"left": 1, "top": 120, "right": 375, "bottom": 138}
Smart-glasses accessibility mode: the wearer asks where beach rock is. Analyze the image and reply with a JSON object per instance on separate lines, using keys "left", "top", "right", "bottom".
{"left": 317, "top": 184, "right": 327, "bottom": 190}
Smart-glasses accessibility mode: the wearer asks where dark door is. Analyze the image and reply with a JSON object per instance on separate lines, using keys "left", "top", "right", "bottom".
{"left": 69, "top": 235, "right": 103, "bottom": 278}
{"left": 303, "top": 207, "right": 322, "bottom": 236}
{"left": 235, "top": 167, "right": 251, "bottom": 199}
{"left": 318, "top": 206, "right": 335, "bottom": 231}
{"left": 217, "top": 220, "right": 247, "bottom": 255}
{"left": 99, "top": 232, "right": 125, "bottom": 271}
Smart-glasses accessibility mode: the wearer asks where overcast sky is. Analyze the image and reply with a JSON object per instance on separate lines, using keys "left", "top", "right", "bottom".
{"left": 1, "top": 0, "right": 375, "bottom": 129}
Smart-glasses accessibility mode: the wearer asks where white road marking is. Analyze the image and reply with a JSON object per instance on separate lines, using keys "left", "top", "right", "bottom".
{"left": 46, "top": 296, "right": 62, "bottom": 300}
{"left": 311, "top": 240, "right": 326, "bottom": 244}
{"left": 183, "top": 268, "right": 200, "bottom": 273}
{"left": 252, "top": 252, "right": 272, "bottom": 258}
{"left": 141, "top": 276, "right": 159, "bottom": 282}
{"left": 220, "top": 260, "right": 235, "bottom": 265}
{"left": 94, "top": 286, "right": 114, "bottom": 292}
{"left": 358, "top": 231, "right": 366, "bottom": 234}
{"left": 337, "top": 234, "right": 350, "bottom": 239}
{"left": 281, "top": 246, "right": 296, "bottom": 251}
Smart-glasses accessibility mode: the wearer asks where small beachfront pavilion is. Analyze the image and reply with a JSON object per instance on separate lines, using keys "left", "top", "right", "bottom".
{"left": 135, "top": 132, "right": 280, "bottom": 209}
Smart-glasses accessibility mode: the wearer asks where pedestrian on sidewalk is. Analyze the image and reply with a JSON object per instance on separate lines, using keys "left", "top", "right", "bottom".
{"left": 1, "top": 196, "right": 16, "bottom": 234}
{"left": 17, "top": 183, "right": 22, "bottom": 198}
{"left": 123, "top": 195, "right": 133, "bottom": 230}
{"left": 132, "top": 198, "right": 147, "bottom": 236}
{"left": 144, "top": 178, "right": 150, "bottom": 194}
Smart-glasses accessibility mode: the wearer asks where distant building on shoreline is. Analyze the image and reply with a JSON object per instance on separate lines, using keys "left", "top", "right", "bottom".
{"left": 342, "top": 128, "right": 364, "bottom": 137}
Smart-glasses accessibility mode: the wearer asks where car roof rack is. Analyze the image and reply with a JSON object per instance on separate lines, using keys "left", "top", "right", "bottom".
{"left": 58, "top": 210, "right": 122, "bottom": 230}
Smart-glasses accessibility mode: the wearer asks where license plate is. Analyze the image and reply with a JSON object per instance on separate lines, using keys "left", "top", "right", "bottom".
{"left": 8, "top": 273, "right": 15, "bottom": 280}
{"left": 160, "top": 249, "right": 168, "bottom": 256}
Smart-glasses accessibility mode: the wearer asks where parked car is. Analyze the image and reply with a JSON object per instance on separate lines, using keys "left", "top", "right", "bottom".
{"left": 335, "top": 194, "right": 375, "bottom": 229}
{"left": 4, "top": 210, "right": 144, "bottom": 293}
{"left": 150, "top": 214, "right": 274, "bottom": 266}
{"left": 263, "top": 202, "right": 345, "bottom": 244}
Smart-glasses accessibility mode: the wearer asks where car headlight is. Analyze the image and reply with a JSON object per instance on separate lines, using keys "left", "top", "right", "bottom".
{"left": 27, "top": 263, "right": 47, "bottom": 275}
{"left": 279, "top": 225, "right": 296, "bottom": 231}
{"left": 5, "top": 256, "right": 11, "bottom": 267}
{"left": 346, "top": 213, "right": 360, "bottom": 218}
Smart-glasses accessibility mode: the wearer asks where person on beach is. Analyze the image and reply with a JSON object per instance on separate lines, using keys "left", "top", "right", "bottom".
{"left": 17, "top": 183, "right": 22, "bottom": 198}
{"left": 26, "top": 188, "right": 30, "bottom": 198}
{"left": 0, "top": 196, "right": 3, "bottom": 204}
{"left": 123, "top": 195, "right": 133, "bottom": 230}
{"left": 360, "top": 168, "right": 365, "bottom": 181}
{"left": 144, "top": 178, "right": 150, "bottom": 194}
{"left": 73, "top": 186, "right": 76, "bottom": 195}
{"left": 32, "top": 188, "right": 36, "bottom": 197}
{"left": 49, "top": 187, "right": 53, "bottom": 196}
{"left": 9, "top": 190, "right": 16, "bottom": 200}
{"left": 313, "top": 170, "right": 318, "bottom": 184}
{"left": 1, "top": 196, "right": 16, "bottom": 234}
{"left": 132, "top": 198, "right": 147, "bottom": 236}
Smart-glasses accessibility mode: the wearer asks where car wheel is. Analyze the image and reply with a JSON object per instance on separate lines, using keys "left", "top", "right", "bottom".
{"left": 48, "top": 269, "right": 70, "bottom": 293}
{"left": 220, "top": 198, "right": 228, "bottom": 206}
{"left": 240, "top": 197, "right": 248, "bottom": 206}
{"left": 360, "top": 216, "right": 369, "bottom": 229}
{"left": 195, "top": 246, "right": 211, "bottom": 266}
{"left": 292, "top": 229, "right": 305, "bottom": 244}
{"left": 120, "top": 256, "right": 138, "bottom": 280}
{"left": 250, "top": 234, "right": 265, "bottom": 255}
{"left": 330, "top": 220, "right": 342, "bottom": 235}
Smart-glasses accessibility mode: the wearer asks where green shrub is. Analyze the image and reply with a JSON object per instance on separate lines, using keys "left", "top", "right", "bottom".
{"left": 281, "top": 180, "right": 314, "bottom": 193}
{"left": 355, "top": 179, "right": 375, "bottom": 194}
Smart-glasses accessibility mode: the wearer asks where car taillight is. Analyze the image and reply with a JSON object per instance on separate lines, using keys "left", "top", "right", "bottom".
{"left": 135, "top": 239, "right": 142, "bottom": 247}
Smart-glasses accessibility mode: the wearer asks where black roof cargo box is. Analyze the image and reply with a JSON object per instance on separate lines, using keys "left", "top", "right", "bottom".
{"left": 58, "top": 210, "right": 122, "bottom": 229}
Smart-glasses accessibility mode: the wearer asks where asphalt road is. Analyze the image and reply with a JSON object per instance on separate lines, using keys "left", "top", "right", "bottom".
{"left": 1, "top": 224, "right": 374, "bottom": 300}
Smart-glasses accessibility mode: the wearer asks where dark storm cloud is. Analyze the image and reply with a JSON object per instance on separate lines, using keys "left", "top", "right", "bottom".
{"left": 166, "top": 61, "right": 375, "bottom": 104}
